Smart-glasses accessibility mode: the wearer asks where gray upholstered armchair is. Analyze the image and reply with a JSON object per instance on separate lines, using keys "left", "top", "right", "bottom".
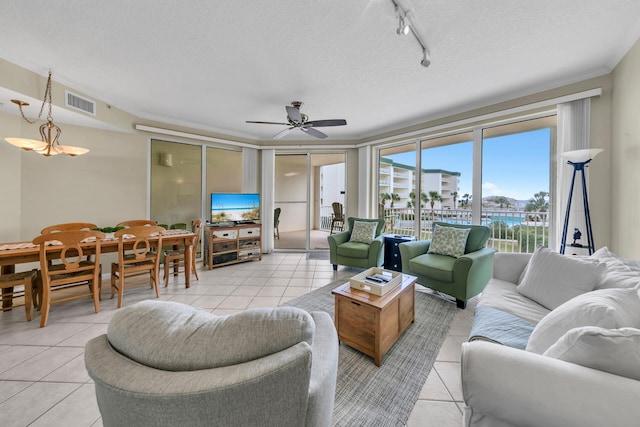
{"left": 399, "top": 222, "right": 496, "bottom": 309}
{"left": 85, "top": 301, "right": 338, "bottom": 427}
{"left": 327, "top": 217, "right": 386, "bottom": 271}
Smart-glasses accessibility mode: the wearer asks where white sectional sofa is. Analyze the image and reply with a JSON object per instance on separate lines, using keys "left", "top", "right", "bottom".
{"left": 461, "top": 247, "right": 640, "bottom": 427}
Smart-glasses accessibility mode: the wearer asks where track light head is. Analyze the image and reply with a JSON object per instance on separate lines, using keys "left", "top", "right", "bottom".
{"left": 397, "top": 16, "right": 410, "bottom": 35}
{"left": 420, "top": 48, "right": 431, "bottom": 68}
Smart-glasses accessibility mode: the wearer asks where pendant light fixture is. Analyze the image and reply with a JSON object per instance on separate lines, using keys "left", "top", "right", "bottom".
{"left": 4, "top": 70, "right": 89, "bottom": 156}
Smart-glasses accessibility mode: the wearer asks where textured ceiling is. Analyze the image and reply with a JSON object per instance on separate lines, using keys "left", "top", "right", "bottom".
{"left": 1, "top": 0, "right": 640, "bottom": 142}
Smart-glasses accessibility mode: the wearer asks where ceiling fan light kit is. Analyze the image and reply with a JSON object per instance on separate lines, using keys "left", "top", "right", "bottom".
{"left": 246, "top": 101, "right": 347, "bottom": 140}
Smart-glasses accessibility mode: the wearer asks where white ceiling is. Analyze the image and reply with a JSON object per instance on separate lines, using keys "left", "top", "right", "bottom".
{"left": 1, "top": 0, "right": 640, "bottom": 142}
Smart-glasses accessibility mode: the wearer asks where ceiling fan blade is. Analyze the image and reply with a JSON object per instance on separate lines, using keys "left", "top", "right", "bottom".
{"left": 273, "top": 127, "right": 294, "bottom": 139}
{"left": 286, "top": 106, "right": 302, "bottom": 124}
{"left": 246, "top": 120, "right": 290, "bottom": 125}
{"left": 301, "top": 127, "right": 328, "bottom": 139}
{"left": 305, "top": 119, "right": 347, "bottom": 127}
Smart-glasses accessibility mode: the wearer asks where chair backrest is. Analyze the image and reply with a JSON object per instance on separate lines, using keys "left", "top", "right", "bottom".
{"left": 41, "top": 222, "right": 97, "bottom": 234}
{"left": 32, "top": 230, "right": 105, "bottom": 283}
{"left": 117, "top": 219, "right": 157, "bottom": 228}
{"left": 332, "top": 202, "right": 344, "bottom": 220}
{"left": 432, "top": 222, "right": 490, "bottom": 253}
{"left": 114, "top": 226, "right": 165, "bottom": 265}
{"left": 191, "top": 219, "right": 203, "bottom": 249}
{"left": 274, "top": 208, "right": 281, "bottom": 227}
{"left": 346, "top": 217, "right": 386, "bottom": 237}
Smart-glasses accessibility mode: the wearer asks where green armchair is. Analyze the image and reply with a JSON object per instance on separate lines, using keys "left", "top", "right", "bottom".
{"left": 328, "top": 217, "right": 386, "bottom": 271}
{"left": 399, "top": 222, "right": 496, "bottom": 309}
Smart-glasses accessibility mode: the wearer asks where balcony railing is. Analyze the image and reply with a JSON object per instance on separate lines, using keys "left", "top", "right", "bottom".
{"left": 382, "top": 207, "right": 549, "bottom": 253}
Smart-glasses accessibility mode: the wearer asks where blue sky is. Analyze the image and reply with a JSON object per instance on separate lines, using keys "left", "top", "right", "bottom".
{"left": 385, "top": 128, "right": 550, "bottom": 201}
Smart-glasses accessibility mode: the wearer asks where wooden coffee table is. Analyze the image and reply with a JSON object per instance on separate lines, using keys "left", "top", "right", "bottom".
{"left": 332, "top": 273, "right": 417, "bottom": 366}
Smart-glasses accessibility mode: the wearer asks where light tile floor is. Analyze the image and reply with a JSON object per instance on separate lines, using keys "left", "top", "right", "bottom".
{"left": 0, "top": 253, "right": 475, "bottom": 426}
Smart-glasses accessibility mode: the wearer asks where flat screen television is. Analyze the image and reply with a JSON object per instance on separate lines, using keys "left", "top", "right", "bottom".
{"left": 210, "top": 193, "right": 260, "bottom": 224}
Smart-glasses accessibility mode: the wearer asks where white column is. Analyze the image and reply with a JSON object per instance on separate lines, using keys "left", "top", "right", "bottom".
{"left": 261, "top": 149, "right": 275, "bottom": 253}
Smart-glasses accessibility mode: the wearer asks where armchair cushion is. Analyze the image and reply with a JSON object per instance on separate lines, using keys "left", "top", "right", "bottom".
{"left": 428, "top": 224, "right": 471, "bottom": 258}
{"left": 107, "top": 300, "right": 315, "bottom": 371}
{"left": 409, "top": 253, "right": 456, "bottom": 282}
{"left": 336, "top": 241, "right": 372, "bottom": 258}
{"left": 349, "top": 220, "right": 378, "bottom": 244}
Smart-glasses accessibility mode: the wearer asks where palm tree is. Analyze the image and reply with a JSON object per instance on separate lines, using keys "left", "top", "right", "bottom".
{"left": 427, "top": 191, "right": 442, "bottom": 218}
{"left": 451, "top": 191, "right": 459, "bottom": 209}
{"left": 462, "top": 193, "right": 470, "bottom": 208}
{"left": 390, "top": 193, "right": 401, "bottom": 208}
{"left": 379, "top": 193, "right": 391, "bottom": 218}
{"left": 525, "top": 191, "right": 549, "bottom": 212}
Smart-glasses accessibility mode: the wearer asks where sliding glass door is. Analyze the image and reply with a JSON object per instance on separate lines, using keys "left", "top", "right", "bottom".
{"left": 274, "top": 153, "right": 346, "bottom": 251}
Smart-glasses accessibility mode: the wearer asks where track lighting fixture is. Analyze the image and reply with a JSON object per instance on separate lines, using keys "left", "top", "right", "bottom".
{"left": 421, "top": 48, "right": 431, "bottom": 68}
{"left": 390, "top": 0, "right": 432, "bottom": 69}
{"left": 397, "top": 15, "right": 410, "bottom": 35}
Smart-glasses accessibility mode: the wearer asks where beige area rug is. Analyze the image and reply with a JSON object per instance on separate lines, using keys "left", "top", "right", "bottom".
{"left": 283, "top": 280, "right": 457, "bottom": 426}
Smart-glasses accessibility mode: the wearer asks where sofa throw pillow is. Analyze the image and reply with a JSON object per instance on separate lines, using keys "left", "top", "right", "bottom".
{"left": 107, "top": 300, "right": 316, "bottom": 371}
{"left": 517, "top": 246, "right": 604, "bottom": 310}
{"left": 427, "top": 225, "right": 471, "bottom": 258}
{"left": 589, "top": 246, "right": 640, "bottom": 290}
{"left": 544, "top": 326, "right": 640, "bottom": 381}
{"left": 526, "top": 287, "right": 640, "bottom": 354}
{"left": 349, "top": 221, "right": 378, "bottom": 244}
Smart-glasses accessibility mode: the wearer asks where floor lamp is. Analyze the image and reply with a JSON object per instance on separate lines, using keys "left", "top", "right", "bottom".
{"left": 559, "top": 148, "right": 603, "bottom": 255}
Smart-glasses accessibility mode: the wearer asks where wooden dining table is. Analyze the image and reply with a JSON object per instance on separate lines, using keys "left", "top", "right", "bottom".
{"left": 0, "top": 229, "right": 197, "bottom": 309}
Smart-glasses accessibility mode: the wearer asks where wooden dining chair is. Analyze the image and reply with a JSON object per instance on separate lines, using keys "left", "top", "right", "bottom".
{"left": 116, "top": 220, "right": 157, "bottom": 228}
{"left": 39, "top": 222, "right": 101, "bottom": 307}
{"left": 0, "top": 269, "right": 38, "bottom": 321}
{"left": 32, "top": 230, "right": 105, "bottom": 327}
{"left": 111, "top": 225, "right": 165, "bottom": 308}
{"left": 41, "top": 222, "right": 97, "bottom": 234}
{"left": 164, "top": 219, "right": 202, "bottom": 286}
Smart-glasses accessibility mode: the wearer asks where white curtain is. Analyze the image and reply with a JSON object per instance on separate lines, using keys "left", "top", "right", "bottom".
{"left": 242, "top": 147, "right": 259, "bottom": 193}
{"left": 358, "top": 146, "right": 371, "bottom": 218}
{"left": 261, "top": 149, "right": 275, "bottom": 253}
{"left": 554, "top": 99, "right": 591, "bottom": 251}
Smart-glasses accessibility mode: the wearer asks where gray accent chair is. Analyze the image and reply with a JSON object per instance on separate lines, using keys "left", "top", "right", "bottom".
{"left": 327, "top": 217, "right": 386, "bottom": 271}
{"left": 85, "top": 300, "right": 339, "bottom": 427}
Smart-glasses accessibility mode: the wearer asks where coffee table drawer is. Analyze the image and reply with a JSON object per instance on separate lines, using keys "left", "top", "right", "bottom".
{"left": 337, "top": 298, "right": 375, "bottom": 352}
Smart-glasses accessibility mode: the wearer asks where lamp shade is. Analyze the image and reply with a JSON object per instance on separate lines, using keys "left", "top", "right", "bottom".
{"left": 560, "top": 148, "right": 604, "bottom": 163}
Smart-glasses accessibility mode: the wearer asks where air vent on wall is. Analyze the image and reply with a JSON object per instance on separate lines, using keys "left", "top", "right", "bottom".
{"left": 65, "top": 90, "right": 96, "bottom": 116}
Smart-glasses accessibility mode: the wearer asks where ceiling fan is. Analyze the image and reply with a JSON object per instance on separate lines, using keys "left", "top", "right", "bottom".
{"left": 246, "top": 101, "right": 347, "bottom": 139}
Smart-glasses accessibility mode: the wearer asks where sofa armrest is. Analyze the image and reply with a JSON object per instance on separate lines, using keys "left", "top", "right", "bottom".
{"left": 307, "top": 312, "right": 339, "bottom": 427}
{"left": 492, "top": 252, "right": 531, "bottom": 283}
{"left": 399, "top": 239, "right": 431, "bottom": 272}
{"left": 461, "top": 341, "right": 640, "bottom": 427}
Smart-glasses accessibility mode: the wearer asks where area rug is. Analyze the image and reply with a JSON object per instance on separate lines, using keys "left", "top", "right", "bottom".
{"left": 282, "top": 279, "right": 457, "bottom": 426}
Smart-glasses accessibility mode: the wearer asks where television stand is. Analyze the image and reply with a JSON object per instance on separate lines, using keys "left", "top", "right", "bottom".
{"left": 203, "top": 223, "right": 262, "bottom": 269}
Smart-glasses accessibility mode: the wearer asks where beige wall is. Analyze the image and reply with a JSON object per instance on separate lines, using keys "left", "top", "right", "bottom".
{"left": 611, "top": 37, "right": 640, "bottom": 258}
{"left": 22, "top": 124, "right": 148, "bottom": 239}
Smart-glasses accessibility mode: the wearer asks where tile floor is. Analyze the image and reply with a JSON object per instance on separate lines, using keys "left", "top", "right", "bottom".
{"left": 0, "top": 253, "right": 474, "bottom": 427}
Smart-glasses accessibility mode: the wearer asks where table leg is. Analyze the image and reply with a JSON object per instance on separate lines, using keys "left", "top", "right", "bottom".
{"left": 1, "top": 265, "right": 16, "bottom": 310}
